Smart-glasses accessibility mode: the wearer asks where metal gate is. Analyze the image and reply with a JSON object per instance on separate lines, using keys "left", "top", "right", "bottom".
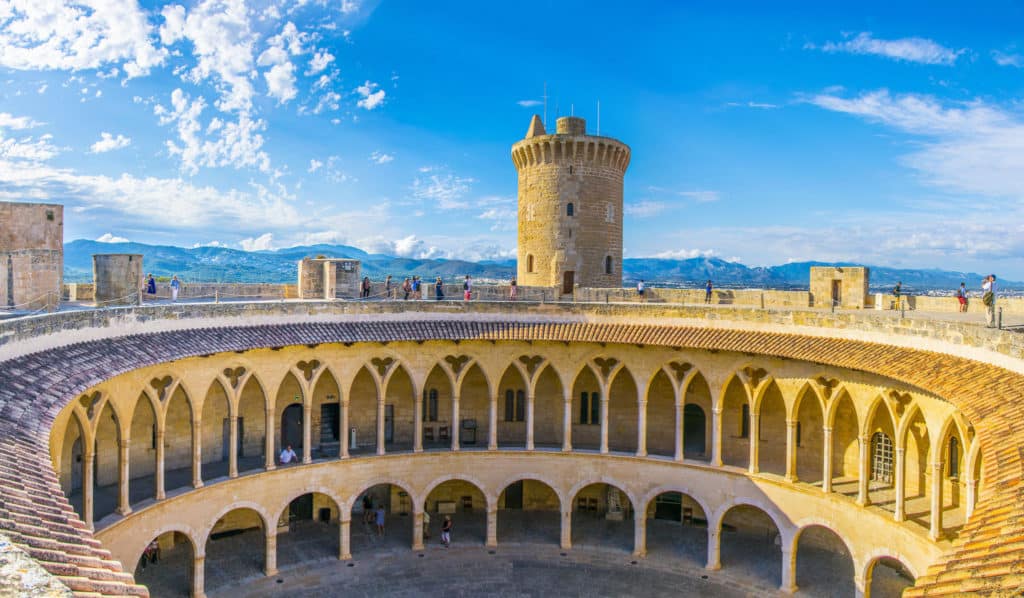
{"left": 871, "top": 432, "right": 894, "bottom": 484}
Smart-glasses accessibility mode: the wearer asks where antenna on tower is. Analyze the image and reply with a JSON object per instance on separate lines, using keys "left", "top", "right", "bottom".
{"left": 542, "top": 82, "right": 548, "bottom": 129}
{"left": 597, "top": 100, "right": 601, "bottom": 136}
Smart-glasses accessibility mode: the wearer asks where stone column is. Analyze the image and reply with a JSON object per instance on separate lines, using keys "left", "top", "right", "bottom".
{"left": 116, "top": 439, "right": 131, "bottom": 516}
{"left": 412, "top": 506, "right": 425, "bottom": 551}
{"left": 780, "top": 545, "right": 798, "bottom": 593}
{"left": 488, "top": 392, "right": 498, "bottom": 450}
{"left": 599, "top": 394, "right": 610, "bottom": 454}
{"left": 264, "top": 527, "right": 278, "bottom": 576}
{"left": 785, "top": 419, "right": 798, "bottom": 482}
{"left": 821, "top": 427, "right": 833, "bottom": 493}
{"left": 451, "top": 392, "right": 461, "bottom": 451}
{"left": 674, "top": 400, "right": 684, "bottom": 462}
{"left": 965, "top": 477, "right": 977, "bottom": 521}
{"left": 562, "top": 388, "right": 573, "bottom": 452}
{"left": 83, "top": 448, "right": 95, "bottom": 530}
{"left": 525, "top": 393, "right": 535, "bottom": 450}
{"left": 264, "top": 409, "right": 276, "bottom": 470}
{"left": 376, "top": 391, "right": 386, "bottom": 456}
{"left": 560, "top": 507, "right": 572, "bottom": 550}
{"left": 303, "top": 403, "right": 313, "bottom": 463}
{"left": 486, "top": 507, "right": 498, "bottom": 548}
{"left": 192, "top": 554, "right": 206, "bottom": 598}
{"left": 339, "top": 515, "right": 351, "bottom": 560}
{"left": 228, "top": 415, "right": 239, "bottom": 478}
{"left": 340, "top": 400, "right": 350, "bottom": 458}
{"left": 155, "top": 429, "right": 166, "bottom": 500}
{"left": 635, "top": 399, "right": 648, "bottom": 458}
{"left": 633, "top": 514, "right": 647, "bottom": 557}
{"left": 191, "top": 417, "right": 203, "bottom": 488}
{"left": 929, "top": 461, "right": 944, "bottom": 540}
{"left": 857, "top": 435, "right": 870, "bottom": 506}
{"left": 710, "top": 407, "right": 723, "bottom": 467}
{"left": 748, "top": 407, "right": 760, "bottom": 474}
{"left": 894, "top": 447, "right": 906, "bottom": 522}
{"left": 705, "top": 527, "right": 721, "bottom": 570}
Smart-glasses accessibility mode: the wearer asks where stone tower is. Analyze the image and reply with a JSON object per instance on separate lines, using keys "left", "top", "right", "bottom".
{"left": 512, "top": 115, "right": 630, "bottom": 292}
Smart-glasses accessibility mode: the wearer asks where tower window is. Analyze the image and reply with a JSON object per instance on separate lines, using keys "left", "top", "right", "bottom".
{"left": 526, "top": 254, "right": 534, "bottom": 273}
{"left": 605, "top": 203, "right": 615, "bottom": 223}
{"left": 567, "top": 202, "right": 574, "bottom": 217}
{"left": 604, "top": 256, "right": 612, "bottom": 274}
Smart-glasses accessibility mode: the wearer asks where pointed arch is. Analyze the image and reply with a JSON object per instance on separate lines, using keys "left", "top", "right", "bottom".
{"left": 497, "top": 363, "right": 529, "bottom": 446}
{"left": 646, "top": 368, "right": 675, "bottom": 457}
{"left": 533, "top": 362, "right": 565, "bottom": 447}
{"left": 201, "top": 378, "right": 231, "bottom": 471}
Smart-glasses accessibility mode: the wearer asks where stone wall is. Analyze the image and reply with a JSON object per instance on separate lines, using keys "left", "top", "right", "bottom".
{"left": 298, "top": 258, "right": 361, "bottom": 299}
{"left": 0, "top": 202, "right": 63, "bottom": 311}
{"left": 809, "top": 266, "right": 869, "bottom": 308}
{"left": 92, "top": 254, "right": 143, "bottom": 306}
{"left": 575, "top": 286, "right": 812, "bottom": 308}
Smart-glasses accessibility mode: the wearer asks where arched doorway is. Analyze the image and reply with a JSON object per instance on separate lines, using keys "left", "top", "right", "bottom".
{"left": 645, "top": 370, "right": 675, "bottom": 457}
{"left": 311, "top": 369, "right": 342, "bottom": 457}
{"left": 423, "top": 480, "right": 487, "bottom": 546}
{"left": 280, "top": 404, "right": 303, "bottom": 456}
{"left": 458, "top": 364, "right": 490, "bottom": 450}
{"left": 683, "top": 404, "right": 707, "bottom": 458}
{"left": 277, "top": 492, "right": 341, "bottom": 568}
{"left": 205, "top": 508, "right": 266, "bottom": 592}
{"left": 134, "top": 531, "right": 194, "bottom": 598}
{"left": 275, "top": 373, "right": 304, "bottom": 457}
{"left": 497, "top": 479, "right": 560, "bottom": 545}
{"left": 350, "top": 483, "right": 413, "bottom": 553}
{"left": 645, "top": 491, "right": 707, "bottom": 567}
{"left": 570, "top": 483, "right": 633, "bottom": 552}
{"left": 867, "top": 557, "right": 915, "bottom": 598}
{"left": 421, "top": 365, "right": 453, "bottom": 450}
{"left": 794, "top": 525, "right": 855, "bottom": 597}
{"left": 719, "top": 504, "right": 781, "bottom": 587}
{"left": 721, "top": 376, "right": 750, "bottom": 469}
{"left": 865, "top": 399, "right": 897, "bottom": 506}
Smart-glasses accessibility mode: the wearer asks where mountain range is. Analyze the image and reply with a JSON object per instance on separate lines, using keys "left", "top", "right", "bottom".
{"left": 63, "top": 240, "right": 1020, "bottom": 292}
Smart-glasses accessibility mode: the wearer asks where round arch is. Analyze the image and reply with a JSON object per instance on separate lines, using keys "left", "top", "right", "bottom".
{"left": 199, "top": 501, "right": 273, "bottom": 548}
{"left": 128, "top": 523, "right": 203, "bottom": 566}
{"left": 792, "top": 521, "right": 856, "bottom": 597}
{"left": 422, "top": 473, "right": 492, "bottom": 511}
{"left": 496, "top": 477, "right": 563, "bottom": 546}
{"left": 271, "top": 485, "right": 346, "bottom": 525}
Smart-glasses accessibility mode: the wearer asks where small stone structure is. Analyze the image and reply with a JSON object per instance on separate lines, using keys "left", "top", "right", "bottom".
{"left": 298, "top": 258, "right": 361, "bottom": 299}
{"left": 512, "top": 116, "right": 631, "bottom": 294}
{"left": 93, "top": 254, "right": 143, "bottom": 306}
{"left": 810, "top": 266, "right": 869, "bottom": 309}
{"left": 0, "top": 201, "right": 63, "bottom": 311}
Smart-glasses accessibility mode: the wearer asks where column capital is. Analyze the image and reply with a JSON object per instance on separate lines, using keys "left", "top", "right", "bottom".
{"left": 712, "top": 406, "right": 723, "bottom": 415}
{"left": 895, "top": 446, "right": 906, "bottom": 455}
{"left": 785, "top": 419, "right": 797, "bottom": 427}
{"left": 822, "top": 426, "right": 833, "bottom": 433}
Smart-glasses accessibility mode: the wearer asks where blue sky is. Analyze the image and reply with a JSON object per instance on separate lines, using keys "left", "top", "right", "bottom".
{"left": 1, "top": 1, "right": 1023, "bottom": 276}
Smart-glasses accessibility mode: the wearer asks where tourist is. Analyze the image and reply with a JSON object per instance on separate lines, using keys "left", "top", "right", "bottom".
{"left": 170, "top": 275, "right": 180, "bottom": 302}
{"left": 362, "top": 495, "right": 374, "bottom": 525}
{"left": 957, "top": 282, "right": 968, "bottom": 313}
{"left": 412, "top": 276, "right": 421, "bottom": 300}
{"left": 375, "top": 505, "right": 386, "bottom": 536}
{"left": 893, "top": 281, "right": 902, "bottom": 311}
{"left": 982, "top": 275, "right": 997, "bottom": 327}
{"left": 140, "top": 539, "right": 160, "bottom": 570}
{"left": 435, "top": 277, "right": 444, "bottom": 300}
{"left": 705, "top": 279, "right": 713, "bottom": 303}
{"left": 361, "top": 277, "right": 371, "bottom": 299}
{"left": 146, "top": 273, "right": 157, "bottom": 299}
{"left": 402, "top": 277, "right": 411, "bottom": 300}
{"left": 422, "top": 510, "right": 431, "bottom": 540}
{"left": 279, "top": 444, "right": 297, "bottom": 465}
{"left": 637, "top": 279, "right": 646, "bottom": 302}
{"left": 385, "top": 275, "right": 393, "bottom": 300}
{"left": 509, "top": 277, "right": 517, "bottom": 301}
{"left": 463, "top": 275, "right": 472, "bottom": 301}
{"left": 441, "top": 515, "right": 453, "bottom": 547}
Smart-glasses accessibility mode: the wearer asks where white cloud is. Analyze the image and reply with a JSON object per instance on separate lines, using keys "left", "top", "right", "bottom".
{"left": 517, "top": 99, "right": 542, "bottom": 107}
{"left": 192, "top": 240, "right": 226, "bottom": 247}
{"left": 0, "top": 0, "right": 168, "bottom": 78}
{"left": 308, "top": 159, "right": 323, "bottom": 173}
{"left": 726, "top": 101, "right": 778, "bottom": 109}
{"left": 0, "top": 132, "right": 60, "bottom": 161}
{"left": 355, "top": 80, "right": 385, "bottom": 110}
{"left": 677, "top": 190, "right": 721, "bottom": 203}
{"left": 650, "top": 248, "right": 716, "bottom": 259}
{"left": 624, "top": 200, "right": 666, "bottom": 217}
{"left": 807, "top": 89, "right": 1024, "bottom": 199}
{"left": 358, "top": 234, "right": 444, "bottom": 259}
{"left": 369, "top": 151, "right": 393, "bottom": 164}
{"left": 96, "top": 233, "right": 129, "bottom": 243}
{"left": 992, "top": 50, "right": 1023, "bottom": 68}
{"left": 89, "top": 132, "right": 131, "bottom": 153}
{"left": 257, "top": 22, "right": 308, "bottom": 104}
{"left": 239, "top": 232, "right": 275, "bottom": 251}
{"left": 37, "top": 84, "right": 47, "bottom": 94}
{"left": 815, "top": 32, "right": 965, "bottom": 65}
{"left": 0, "top": 113, "right": 41, "bottom": 130}
{"left": 307, "top": 50, "right": 334, "bottom": 74}
{"left": 411, "top": 172, "right": 474, "bottom": 209}
{"left": 341, "top": 0, "right": 361, "bottom": 15}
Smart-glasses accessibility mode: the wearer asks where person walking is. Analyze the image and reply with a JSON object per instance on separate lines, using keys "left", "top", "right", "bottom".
{"left": 463, "top": 275, "right": 472, "bottom": 301}
{"left": 637, "top": 279, "right": 646, "bottom": 302}
{"left": 146, "top": 273, "right": 157, "bottom": 299}
{"left": 956, "top": 282, "right": 968, "bottom": 313}
{"left": 435, "top": 277, "right": 444, "bottom": 300}
{"left": 509, "top": 277, "right": 517, "bottom": 301}
{"left": 704, "top": 280, "right": 713, "bottom": 304}
{"left": 402, "top": 277, "right": 411, "bottom": 300}
{"left": 982, "top": 275, "right": 998, "bottom": 327}
{"left": 412, "top": 276, "right": 421, "bottom": 300}
{"left": 893, "top": 281, "right": 903, "bottom": 311}
{"left": 441, "top": 515, "right": 453, "bottom": 547}
{"left": 375, "top": 505, "right": 386, "bottom": 536}
{"left": 170, "top": 275, "right": 181, "bottom": 302}
{"left": 361, "top": 276, "right": 371, "bottom": 299}
{"left": 384, "top": 275, "right": 393, "bottom": 300}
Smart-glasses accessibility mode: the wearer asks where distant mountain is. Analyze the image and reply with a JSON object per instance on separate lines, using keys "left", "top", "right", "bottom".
{"left": 64, "top": 240, "right": 1021, "bottom": 291}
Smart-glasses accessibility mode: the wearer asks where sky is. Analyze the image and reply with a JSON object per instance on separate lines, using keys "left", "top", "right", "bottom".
{"left": 1, "top": 1, "right": 1023, "bottom": 276}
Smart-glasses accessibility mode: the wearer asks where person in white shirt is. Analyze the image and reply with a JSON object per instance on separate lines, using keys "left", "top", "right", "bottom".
{"left": 637, "top": 279, "right": 646, "bottom": 302}
{"left": 279, "top": 445, "right": 297, "bottom": 464}
{"left": 982, "top": 275, "right": 998, "bottom": 328}
{"left": 170, "top": 275, "right": 181, "bottom": 302}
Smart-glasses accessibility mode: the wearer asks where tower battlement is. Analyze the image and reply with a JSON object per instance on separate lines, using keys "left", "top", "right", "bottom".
{"left": 511, "top": 115, "right": 630, "bottom": 292}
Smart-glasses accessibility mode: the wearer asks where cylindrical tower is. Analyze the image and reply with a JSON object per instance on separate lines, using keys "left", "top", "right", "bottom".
{"left": 93, "top": 254, "right": 143, "bottom": 306}
{"left": 511, "top": 115, "right": 630, "bottom": 292}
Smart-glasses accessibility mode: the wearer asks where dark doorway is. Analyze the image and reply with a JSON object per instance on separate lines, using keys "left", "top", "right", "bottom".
{"left": 654, "top": 492, "right": 682, "bottom": 521}
{"left": 504, "top": 480, "right": 524, "bottom": 509}
{"left": 562, "top": 271, "right": 575, "bottom": 295}
{"left": 289, "top": 494, "right": 314, "bottom": 521}
{"left": 384, "top": 404, "right": 394, "bottom": 443}
{"left": 71, "top": 438, "right": 83, "bottom": 492}
{"left": 683, "top": 404, "right": 706, "bottom": 456}
{"left": 320, "top": 404, "right": 340, "bottom": 442}
{"left": 831, "top": 280, "right": 842, "bottom": 306}
{"left": 281, "top": 404, "right": 303, "bottom": 451}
